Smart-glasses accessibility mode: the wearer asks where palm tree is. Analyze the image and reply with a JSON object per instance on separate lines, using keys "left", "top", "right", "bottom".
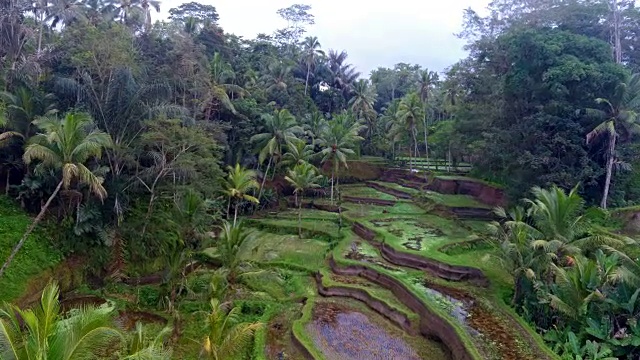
{"left": 396, "top": 93, "right": 425, "bottom": 172}
{"left": 416, "top": 69, "right": 438, "bottom": 163}
{"left": 206, "top": 221, "right": 255, "bottom": 283}
{"left": 202, "top": 52, "right": 246, "bottom": 119}
{"left": 105, "top": 0, "right": 157, "bottom": 28}
{"left": 317, "top": 113, "right": 365, "bottom": 204}
{"left": 0, "top": 113, "right": 112, "bottom": 279}
{"left": 281, "top": 138, "right": 315, "bottom": 168}
{"left": 201, "top": 298, "right": 263, "bottom": 360}
{"left": 586, "top": 73, "right": 640, "bottom": 209}
{"left": 0, "top": 87, "right": 57, "bottom": 146}
{"left": 301, "top": 36, "right": 325, "bottom": 95}
{"left": 380, "top": 101, "right": 402, "bottom": 159}
{"left": 45, "top": 0, "right": 87, "bottom": 29}
{"left": 285, "top": 162, "right": 323, "bottom": 238}
{"left": 0, "top": 282, "right": 123, "bottom": 359}
{"left": 546, "top": 252, "right": 618, "bottom": 323}
{"left": 327, "top": 50, "right": 360, "bottom": 97}
{"left": 223, "top": 164, "right": 259, "bottom": 226}
{"left": 349, "top": 79, "right": 377, "bottom": 147}
{"left": 302, "top": 111, "right": 327, "bottom": 146}
{"left": 526, "top": 185, "right": 631, "bottom": 257}
{"left": 260, "top": 61, "right": 292, "bottom": 94}
{"left": 250, "top": 109, "right": 302, "bottom": 201}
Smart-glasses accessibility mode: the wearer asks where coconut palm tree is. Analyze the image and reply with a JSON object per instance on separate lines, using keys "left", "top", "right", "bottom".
{"left": 546, "top": 251, "right": 619, "bottom": 323}
{"left": 222, "top": 164, "right": 259, "bottom": 226}
{"left": 302, "top": 111, "right": 327, "bottom": 146}
{"left": 205, "top": 221, "right": 255, "bottom": 283}
{"left": 349, "top": 79, "right": 377, "bottom": 146}
{"left": 0, "top": 112, "right": 112, "bottom": 279}
{"left": 0, "top": 87, "right": 57, "bottom": 146}
{"left": 396, "top": 92, "right": 425, "bottom": 172}
{"left": 416, "top": 69, "right": 438, "bottom": 162}
{"left": 202, "top": 52, "right": 246, "bottom": 119}
{"left": 0, "top": 282, "right": 123, "bottom": 359}
{"left": 380, "top": 100, "right": 402, "bottom": 159}
{"left": 250, "top": 109, "right": 302, "bottom": 201}
{"left": 586, "top": 73, "right": 640, "bottom": 209}
{"left": 201, "top": 298, "right": 263, "bottom": 360}
{"left": 285, "top": 162, "right": 323, "bottom": 238}
{"left": 281, "top": 138, "right": 315, "bottom": 168}
{"left": 301, "top": 36, "right": 325, "bottom": 95}
{"left": 317, "top": 113, "right": 365, "bottom": 204}
{"left": 526, "top": 185, "right": 631, "bottom": 257}
{"left": 45, "top": 0, "right": 87, "bottom": 28}
{"left": 260, "top": 61, "right": 292, "bottom": 94}
{"left": 327, "top": 50, "right": 360, "bottom": 97}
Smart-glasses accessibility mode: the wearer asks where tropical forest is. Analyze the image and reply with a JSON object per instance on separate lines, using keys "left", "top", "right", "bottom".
{"left": 2, "top": 0, "right": 640, "bottom": 359}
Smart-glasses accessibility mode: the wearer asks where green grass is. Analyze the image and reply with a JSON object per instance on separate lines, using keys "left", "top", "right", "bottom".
{"left": 340, "top": 184, "right": 398, "bottom": 201}
{"left": 434, "top": 175, "right": 503, "bottom": 188}
{"left": 244, "top": 229, "right": 331, "bottom": 272}
{"left": 0, "top": 196, "right": 63, "bottom": 302}
{"left": 419, "top": 190, "right": 491, "bottom": 208}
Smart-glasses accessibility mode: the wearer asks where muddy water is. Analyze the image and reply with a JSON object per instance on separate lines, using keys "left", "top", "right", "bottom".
{"left": 306, "top": 303, "right": 449, "bottom": 360}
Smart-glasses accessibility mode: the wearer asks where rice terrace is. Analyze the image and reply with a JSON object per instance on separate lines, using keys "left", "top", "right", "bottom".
{"left": 2, "top": 0, "right": 640, "bottom": 359}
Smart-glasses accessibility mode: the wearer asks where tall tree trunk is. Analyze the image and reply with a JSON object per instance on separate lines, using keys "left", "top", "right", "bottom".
{"left": 409, "top": 144, "right": 413, "bottom": 172}
{"left": 5, "top": 170, "right": 9, "bottom": 196}
{"left": 226, "top": 196, "right": 231, "bottom": 220}
{"left": 412, "top": 127, "right": 419, "bottom": 172}
{"left": 330, "top": 160, "right": 335, "bottom": 205}
{"left": 601, "top": 133, "right": 617, "bottom": 209}
{"left": 37, "top": 12, "right": 44, "bottom": 54}
{"left": 612, "top": 0, "right": 622, "bottom": 63}
{"left": 305, "top": 63, "right": 311, "bottom": 96}
{"left": 234, "top": 202, "right": 239, "bottom": 227}
{"left": 298, "top": 193, "right": 303, "bottom": 238}
{"left": 0, "top": 180, "right": 63, "bottom": 279}
{"left": 257, "top": 157, "right": 272, "bottom": 202}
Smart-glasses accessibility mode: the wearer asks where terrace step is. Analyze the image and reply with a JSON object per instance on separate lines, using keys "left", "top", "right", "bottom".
{"left": 366, "top": 181, "right": 413, "bottom": 199}
{"left": 314, "top": 272, "right": 416, "bottom": 334}
{"left": 327, "top": 256, "right": 477, "bottom": 360}
{"left": 351, "top": 222, "right": 489, "bottom": 287}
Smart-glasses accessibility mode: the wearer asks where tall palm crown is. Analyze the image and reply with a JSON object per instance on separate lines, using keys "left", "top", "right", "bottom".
{"left": 395, "top": 92, "right": 425, "bottom": 169}
{"left": 202, "top": 52, "right": 245, "bottom": 118}
{"left": 349, "top": 79, "right": 377, "bottom": 141}
{"left": 0, "top": 282, "right": 123, "bottom": 360}
{"left": 318, "top": 113, "right": 365, "bottom": 169}
{"left": 250, "top": 109, "right": 302, "bottom": 165}
{"left": 285, "top": 162, "right": 323, "bottom": 237}
{"left": 416, "top": 69, "right": 439, "bottom": 104}
{"left": 301, "top": 36, "right": 325, "bottom": 95}
{"left": 327, "top": 50, "right": 360, "bottom": 96}
{"left": 302, "top": 111, "right": 327, "bottom": 145}
{"left": 260, "top": 61, "right": 292, "bottom": 94}
{"left": 318, "top": 112, "right": 365, "bottom": 203}
{"left": 349, "top": 79, "right": 377, "bottom": 119}
{"left": 45, "top": 0, "right": 87, "bottom": 28}
{"left": 223, "top": 164, "right": 259, "bottom": 225}
{"left": 586, "top": 72, "right": 640, "bottom": 208}
{"left": 281, "top": 138, "right": 315, "bottom": 167}
{"left": 396, "top": 93, "right": 424, "bottom": 139}
{"left": 24, "top": 113, "right": 112, "bottom": 199}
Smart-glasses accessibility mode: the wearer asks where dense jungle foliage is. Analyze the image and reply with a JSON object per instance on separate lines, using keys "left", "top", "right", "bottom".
{"left": 2, "top": 0, "right": 640, "bottom": 359}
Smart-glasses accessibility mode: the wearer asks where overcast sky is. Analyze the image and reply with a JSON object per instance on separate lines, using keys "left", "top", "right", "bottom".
{"left": 161, "top": 0, "right": 491, "bottom": 76}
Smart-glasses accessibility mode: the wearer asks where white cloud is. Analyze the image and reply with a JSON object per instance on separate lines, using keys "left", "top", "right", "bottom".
{"left": 159, "top": 0, "right": 491, "bottom": 75}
